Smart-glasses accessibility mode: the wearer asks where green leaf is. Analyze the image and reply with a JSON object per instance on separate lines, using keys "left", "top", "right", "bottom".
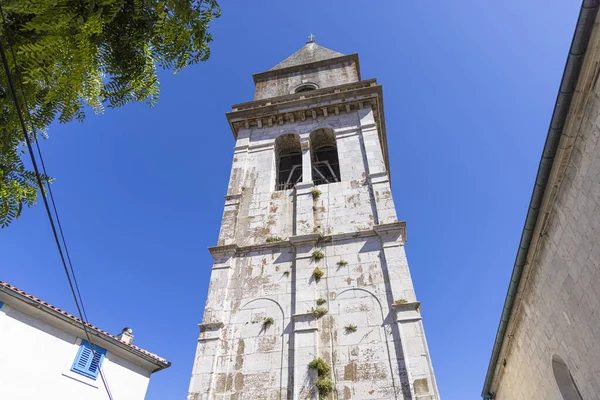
{"left": 0, "top": 0, "right": 220, "bottom": 227}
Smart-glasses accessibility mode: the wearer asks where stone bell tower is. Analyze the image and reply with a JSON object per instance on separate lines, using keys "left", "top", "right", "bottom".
{"left": 188, "top": 38, "right": 439, "bottom": 400}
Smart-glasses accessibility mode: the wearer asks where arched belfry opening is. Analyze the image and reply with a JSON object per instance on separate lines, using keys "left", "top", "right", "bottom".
{"left": 310, "top": 128, "right": 340, "bottom": 185}
{"left": 275, "top": 134, "right": 302, "bottom": 191}
{"left": 552, "top": 355, "right": 583, "bottom": 400}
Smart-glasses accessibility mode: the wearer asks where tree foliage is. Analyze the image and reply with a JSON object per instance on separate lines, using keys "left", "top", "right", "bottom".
{"left": 0, "top": 0, "right": 220, "bottom": 227}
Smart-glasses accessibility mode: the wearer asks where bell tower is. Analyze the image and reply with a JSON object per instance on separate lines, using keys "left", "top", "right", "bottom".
{"left": 188, "top": 38, "right": 439, "bottom": 400}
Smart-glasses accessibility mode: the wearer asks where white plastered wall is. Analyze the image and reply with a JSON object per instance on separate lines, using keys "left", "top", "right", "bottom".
{"left": 0, "top": 302, "right": 151, "bottom": 400}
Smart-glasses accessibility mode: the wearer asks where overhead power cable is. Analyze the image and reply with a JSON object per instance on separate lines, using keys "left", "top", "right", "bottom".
{"left": 0, "top": 5, "right": 90, "bottom": 326}
{"left": 0, "top": 6, "right": 114, "bottom": 399}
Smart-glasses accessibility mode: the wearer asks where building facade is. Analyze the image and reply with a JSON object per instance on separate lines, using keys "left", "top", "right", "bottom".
{"left": 0, "top": 281, "right": 169, "bottom": 399}
{"left": 188, "top": 40, "right": 439, "bottom": 400}
{"left": 482, "top": 1, "right": 600, "bottom": 399}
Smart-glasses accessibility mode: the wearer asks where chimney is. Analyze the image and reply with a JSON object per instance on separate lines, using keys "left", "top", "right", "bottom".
{"left": 117, "top": 327, "right": 134, "bottom": 345}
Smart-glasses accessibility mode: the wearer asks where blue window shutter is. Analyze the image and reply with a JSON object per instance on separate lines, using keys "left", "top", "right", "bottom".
{"left": 88, "top": 344, "right": 107, "bottom": 378}
{"left": 71, "top": 340, "right": 107, "bottom": 379}
{"left": 0, "top": 301, "right": 4, "bottom": 309}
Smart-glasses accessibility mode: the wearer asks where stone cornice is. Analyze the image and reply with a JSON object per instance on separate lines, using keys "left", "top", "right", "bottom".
{"left": 210, "top": 240, "right": 291, "bottom": 257}
{"left": 368, "top": 171, "right": 390, "bottom": 184}
{"left": 211, "top": 265, "right": 232, "bottom": 270}
{"left": 225, "top": 78, "right": 390, "bottom": 179}
{"left": 208, "top": 244, "right": 238, "bottom": 257}
{"left": 329, "top": 229, "right": 378, "bottom": 242}
{"left": 198, "top": 321, "right": 224, "bottom": 331}
{"left": 232, "top": 79, "right": 375, "bottom": 111}
{"left": 224, "top": 194, "right": 241, "bottom": 203}
{"left": 292, "top": 312, "right": 319, "bottom": 333}
{"left": 207, "top": 225, "right": 406, "bottom": 257}
{"left": 291, "top": 312, "right": 317, "bottom": 320}
{"left": 198, "top": 322, "right": 224, "bottom": 342}
{"left": 374, "top": 221, "right": 407, "bottom": 244}
{"left": 391, "top": 301, "right": 421, "bottom": 323}
{"left": 227, "top": 80, "right": 378, "bottom": 126}
{"left": 288, "top": 233, "right": 321, "bottom": 246}
{"left": 391, "top": 301, "right": 420, "bottom": 312}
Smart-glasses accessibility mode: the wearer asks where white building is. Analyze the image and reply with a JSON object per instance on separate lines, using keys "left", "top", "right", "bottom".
{"left": 0, "top": 280, "right": 170, "bottom": 399}
{"left": 188, "top": 39, "right": 439, "bottom": 400}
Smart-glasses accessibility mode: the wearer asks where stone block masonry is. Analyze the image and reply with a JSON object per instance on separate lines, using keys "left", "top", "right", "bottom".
{"left": 487, "top": 11, "right": 600, "bottom": 398}
{"left": 188, "top": 43, "right": 439, "bottom": 400}
{"left": 190, "top": 231, "right": 437, "bottom": 400}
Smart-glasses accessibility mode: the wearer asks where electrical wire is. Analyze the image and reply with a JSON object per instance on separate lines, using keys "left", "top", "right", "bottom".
{"left": 0, "top": 3, "right": 90, "bottom": 327}
{"left": 0, "top": 6, "right": 114, "bottom": 399}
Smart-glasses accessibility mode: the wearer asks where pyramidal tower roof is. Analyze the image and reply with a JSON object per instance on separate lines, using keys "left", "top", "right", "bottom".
{"left": 270, "top": 40, "right": 344, "bottom": 71}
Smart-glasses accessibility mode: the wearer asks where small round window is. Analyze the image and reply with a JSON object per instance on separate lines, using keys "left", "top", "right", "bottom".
{"left": 295, "top": 84, "right": 317, "bottom": 93}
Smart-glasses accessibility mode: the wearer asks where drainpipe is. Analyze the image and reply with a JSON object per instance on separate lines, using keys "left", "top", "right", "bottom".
{"left": 481, "top": 1, "right": 599, "bottom": 398}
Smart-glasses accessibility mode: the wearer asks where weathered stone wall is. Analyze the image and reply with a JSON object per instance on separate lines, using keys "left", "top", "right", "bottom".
{"left": 313, "top": 181, "right": 376, "bottom": 235}
{"left": 254, "top": 61, "right": 359, "bottom": 100}
{"left": 190, "top": 105, "right": 439, "bottom": 399}
{"left": 190, "top": 54, "right": 439, "bottom": 399}
{"left": 217, "top": 108, "right": 386, "bottom": 247}
{"left": 190, "top": 232, "right": 437, "bottom": 400}
{"left": 490, "top": 23, "right": 600, "bottom": 400}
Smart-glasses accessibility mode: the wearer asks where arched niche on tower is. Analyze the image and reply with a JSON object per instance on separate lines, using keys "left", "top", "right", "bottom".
{"left": 224, "top": 297, "right": 287, "bottom": 399}
{"left": 552, "top": 355, "right": 583, "bottom": 400}
{"left": 309, "top": 128, "right": 340, "bottom": 185}
{"left": 330, "top": 288, "right": 399, "bottom": 398}
{"left": 274, "top": 133, "right": 303, "bottom": 191}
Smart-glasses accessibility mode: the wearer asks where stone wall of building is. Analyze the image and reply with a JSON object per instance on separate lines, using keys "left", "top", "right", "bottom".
{"left": 217, "top": 108, "right": 386, "bottom": 247}
{"left": 190, "top": 104, "right": 438, "bottom": 399}
{"left": 490, "top": 21, "right": 600, "bottom": 400}
{"left": 253, "top": 61, "right": 359, "bottom": 100}
{"left": 190, "top": 45, "right": 438, "bottom": 399}
{"left": 191, "top": 234, "right": 437, "bottom": 400}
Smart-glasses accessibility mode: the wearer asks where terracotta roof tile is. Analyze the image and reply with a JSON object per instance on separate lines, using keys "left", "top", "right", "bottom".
{"left": 0, "top": 281, "right": 168, "bottom": 365}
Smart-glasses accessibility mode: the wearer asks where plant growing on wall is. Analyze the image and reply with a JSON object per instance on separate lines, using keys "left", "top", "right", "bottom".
{"left": 336, "top": 260, "right": 348, "bottom": 267}
{"left": 312, "top": 228, "right": 328, "bottom": 244}
{"left": 283, "top": 271, "right": 290, "bottom": 277}
{"left": 316, "top": 298, "right": 327, "bottom": 306}
{"left": 310, "top": 188, "right": 321, "bottom": 199}
{"left": 345, "top": 323, "right": 357, "bottom": 332}
{"left": 312, "top": 267, "right": 324, "bottom": 281}
{"left": 395, "top": 298, "right": 408, "bottom": 305}
{"left": 312, "top": 307, "right": 328, "bottom": 318}
{"left": 309, "top": 358, "right": 333, "bottom": 398}
{"left": 315, "top": 376, "right": 333, "bottom": 398}
{"left": 312, "top": 250, "right": 325, "bottom": 261}
{"left": 266, "top": 236, "right": 283, "bottom": 243}
{"left": 263, "top": 317, "right": 274, "bottom": 327}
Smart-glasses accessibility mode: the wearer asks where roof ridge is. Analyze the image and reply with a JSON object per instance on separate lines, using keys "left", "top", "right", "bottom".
{"left": 270, "top": 42, "right": 344, "bottom": 71}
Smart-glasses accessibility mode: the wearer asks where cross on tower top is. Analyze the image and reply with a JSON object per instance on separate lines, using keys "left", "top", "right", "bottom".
{"left": 306, "top": 33, "right": 316, "bottom": 43}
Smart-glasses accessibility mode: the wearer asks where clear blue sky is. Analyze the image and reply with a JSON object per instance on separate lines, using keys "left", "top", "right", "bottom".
{"left": 0, "top": 1, "right": 582, "bottom": 399}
